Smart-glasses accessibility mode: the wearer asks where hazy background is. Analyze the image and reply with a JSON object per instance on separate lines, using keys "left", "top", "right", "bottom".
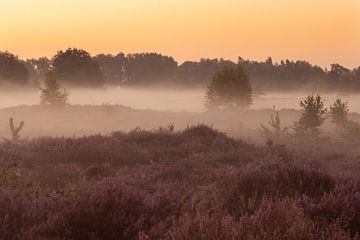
{"left": 1, "top": 0, "right": 360, "bottom": 139}
{"left": 2, "top": 88, "right": 360, "bottom": 112}
{"left": 1, "top": 0, "right": 360, "bottom": 68}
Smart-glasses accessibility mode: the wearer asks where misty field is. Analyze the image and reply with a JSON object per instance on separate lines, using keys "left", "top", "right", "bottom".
{"left": 2, "top": 0, "right": 360, "bottom": 238}
{"left": 1, "top": 111, "right": 360, "bottom": 239}
{"left": 3, "top": 87, "right": 360, "bottom": 112}
{"left": 2, "top": 49, "right": 360, "bottom": 240}
{"left": 1, "top": 90, "right": 360, "bottom": 240}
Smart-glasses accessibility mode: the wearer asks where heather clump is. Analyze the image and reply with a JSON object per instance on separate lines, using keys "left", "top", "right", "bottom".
{"left": 0, "top": 124, "right": 360, "bottom": 239}
{"left": 304, "top": 180, "right": 360, "bottom": 236}
{"left": 219, "top": 164, "right": 335, "bottom": 217}
{"left": 29, "top": 180, "right": 181, "bottom": 240}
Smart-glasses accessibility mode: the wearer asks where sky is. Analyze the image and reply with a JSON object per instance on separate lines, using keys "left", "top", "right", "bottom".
{"left": 1, "top": 0, "right": 360, "bottom": 68}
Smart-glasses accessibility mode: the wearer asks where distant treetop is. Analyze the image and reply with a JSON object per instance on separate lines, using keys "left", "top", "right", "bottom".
{"left": 0, "top": 51, "right": 29, "bottom": 85}
{"left": 51, "top": 48, "right": 104, "bottom": 87}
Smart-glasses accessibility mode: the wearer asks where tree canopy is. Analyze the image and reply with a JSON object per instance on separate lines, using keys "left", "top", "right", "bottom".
{"left": 51, "top": 48, "right": 104, "bottom": 87}
{"left": 0, "top": 51, "right": 29, "bottom": 85}
{"left": 125, "top": 53, "right": 178, "bottom": 85}
{"left": 93, "top": 53, "right": 126, "bottom": 86}
{"left": 177, "top": 58, "right": 236, "bottom": 87}
{"left": 205, "top": 65, "right": 252, "bottom": 110}
{"left": 2, "top": 49, "right": 360, "bottom": 92}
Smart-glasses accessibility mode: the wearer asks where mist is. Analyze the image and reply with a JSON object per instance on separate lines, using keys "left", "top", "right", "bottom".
{"left": 3, "top": 2, "right": 360, "bottom": 237}
{"left": 3, "top": 86, "right": 360, "bottom": 113}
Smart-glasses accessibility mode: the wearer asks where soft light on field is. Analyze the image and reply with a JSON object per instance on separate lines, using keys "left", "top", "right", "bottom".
{"left": 1, "top": 87, "right": 360, "bottom": 113}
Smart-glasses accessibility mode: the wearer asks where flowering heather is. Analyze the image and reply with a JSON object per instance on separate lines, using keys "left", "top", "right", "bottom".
{"left": 1, "top": 124, "right": 360, "bottom": 239}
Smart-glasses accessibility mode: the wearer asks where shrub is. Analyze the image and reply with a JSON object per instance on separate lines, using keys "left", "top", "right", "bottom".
{"left": 330, "top": 98, "right": 349, "bottom": 126}
{"left": 293, "top": 94, "right": 327, "bottom": 139}
{"left": 0, "top": 190, "right": 52, "bottom": 240}
{"left": 304, "top": 181, "right": 360, "bottom": 236}
{"left": 40, "top": 72, "right": 69, "bottom": 107}
{"left": 260, "top": 111, "right": 289, "bottom": 142}
{"left": 33, "top": 180, "right": 180, "bottom": 240}
{"left": 205, "top": 65, "right": 252, "bottom": 110}
{"left": 166, "top": 213, "right": 243, "bottom": 240}
{"left": 219, "top": 164, "right": 335, "bottom": 217}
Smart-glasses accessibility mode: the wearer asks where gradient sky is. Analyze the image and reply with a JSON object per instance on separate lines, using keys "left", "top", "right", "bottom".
{"left": 1, "top": 0, "right": 360, "bottom": 68}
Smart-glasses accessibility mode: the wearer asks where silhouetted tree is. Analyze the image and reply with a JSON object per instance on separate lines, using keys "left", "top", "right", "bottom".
{"left": 40, "top": 72, "right": 69, "bottom": 107}
{"left": 125, "top": 53, "right": 177, "bottom": 85}
{"left": 24, "top": 57, "right": 51, "bottom": 86}
{"left": 205, "top": 65, "right": 252, "bottom": 110}
{"left": 51, "top": 48, "right": 104, "bottom": 87}
{"left": 0, "top": 51, "right": 29, "bottom": 85}
{"left": 293, "top": 94, "right": 327, "bottom": 138}
{"left": 2, "top": 50, "right": 360, "bottom": 91}
{"left": 239, "top": 57, "right": 327, "bottom": 92}
{"left": 328, "top": 64, "right": 352, "bottom": 91}
{"left": 177, "top": 58, "right": 236, "bottom": 87}
{"left": 93, "top": 53, "right": 126, "bottom": 85}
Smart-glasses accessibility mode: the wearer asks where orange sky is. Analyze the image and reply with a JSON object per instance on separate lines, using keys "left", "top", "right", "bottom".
{"left": 1, "top": 0, "right": 360, "bottom": 68}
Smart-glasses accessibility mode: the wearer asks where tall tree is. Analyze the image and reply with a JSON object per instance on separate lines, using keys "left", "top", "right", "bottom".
{"left": 93, "top": 53, "right": 126, "bottom": 85}
{"left": 51, "top": 48, "right": 104, "bottom": 87}
{"left": 24, "top": 57, "right": 51, "bottom": 86}
{"left": 125, "top": 53, "right": 177, "bottom": 85}
{"left": 0, "top": 51, "right": 29, "bottom": 85}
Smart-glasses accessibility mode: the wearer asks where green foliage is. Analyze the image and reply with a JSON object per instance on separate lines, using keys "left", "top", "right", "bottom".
{"left": 205, "top": 65, "right": 252, "bottom": 110}
{"left": 40, "top": 72, "right": 69, "bottom": 107}
{"left": 293, "top": 94, "right": 327, "bottom": 138}
{"left": 260, "top": 111, "right": 288, "bottom": 141}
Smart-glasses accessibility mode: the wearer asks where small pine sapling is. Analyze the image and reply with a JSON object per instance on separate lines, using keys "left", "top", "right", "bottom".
{"left": 330, "top": 98, "right": 360, "bottom": 142}
{"left": 260, "top": 111, "right": 288, "bottom": 142}
{"left": 292, "top": 94, "right": 327, "bottom": 139}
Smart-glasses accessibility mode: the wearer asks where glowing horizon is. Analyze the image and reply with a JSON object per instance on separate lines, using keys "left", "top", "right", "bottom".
{"left": 1, "top": 0, "right": 360, "bottom": 68}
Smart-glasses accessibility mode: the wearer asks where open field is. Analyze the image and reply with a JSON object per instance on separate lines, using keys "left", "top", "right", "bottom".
{"left": 1, "top": 103, "right": 360, "bottom": 142}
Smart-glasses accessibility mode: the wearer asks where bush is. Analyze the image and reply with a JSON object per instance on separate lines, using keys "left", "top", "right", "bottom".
{"left": 293, "top": 94, "right": 327, "bottom": 139}
{"left": 305, "top": 181, "right": 360, "bottom": 236}
{"left": 205, "top": 65, "right": 252, "bottom": 110}
{"left": 32, "top": 180, "right": 180, "bottom": 240}
{"left": 220, "top": 164, "right": 335, "bottom": 217}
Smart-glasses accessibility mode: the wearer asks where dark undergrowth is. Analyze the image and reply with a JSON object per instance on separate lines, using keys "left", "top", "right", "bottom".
{"left": 1, "top": 124, "right": 360, "bottom": 240}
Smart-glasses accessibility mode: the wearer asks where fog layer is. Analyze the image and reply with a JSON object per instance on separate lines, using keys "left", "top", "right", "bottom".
{"left": 2, "top": 87, "right": 360, "bottom": 112}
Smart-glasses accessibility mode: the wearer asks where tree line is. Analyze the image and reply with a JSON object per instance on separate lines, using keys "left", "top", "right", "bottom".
{"left": 1, "top": 48, "right": 360, "bottom": 92}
